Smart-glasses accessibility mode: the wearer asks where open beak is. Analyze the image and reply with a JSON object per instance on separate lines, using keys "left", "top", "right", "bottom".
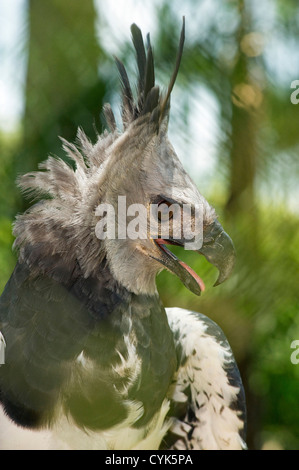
{"left": 152, "top": 219, "right": 236, "bottom": 296}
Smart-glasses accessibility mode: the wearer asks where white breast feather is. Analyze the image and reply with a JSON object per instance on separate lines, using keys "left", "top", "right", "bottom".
{"left": 166, "top": 307, "right": 246, "bottom": 450}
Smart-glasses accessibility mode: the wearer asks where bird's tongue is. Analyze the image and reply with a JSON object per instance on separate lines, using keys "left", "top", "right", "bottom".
{"left": 177, "top": 259, "right": 205, "bottom": 292}
{"left": 156, "top": 239, "right": 205, "bottom": 293}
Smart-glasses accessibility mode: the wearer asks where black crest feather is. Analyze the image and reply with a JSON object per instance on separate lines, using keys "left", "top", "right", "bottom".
{"left": 130, "top": 23, "right": 146, "bottom": 95}
{"left": 109, "top": 17, "right": 185, "bottom": 131}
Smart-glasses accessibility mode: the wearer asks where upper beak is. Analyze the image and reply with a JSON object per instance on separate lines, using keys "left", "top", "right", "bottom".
{"left": 199, "top": 220, "right": 236, "bottom": 286}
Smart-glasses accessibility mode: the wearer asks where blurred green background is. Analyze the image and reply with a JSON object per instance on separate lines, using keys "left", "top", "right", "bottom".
{"left": 1, "top": 0, "right": 299, "bottom": 450}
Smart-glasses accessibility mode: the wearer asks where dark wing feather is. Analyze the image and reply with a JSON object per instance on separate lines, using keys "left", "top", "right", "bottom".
{"left": 0, "top": 263, "right": 90, "bottom": 427}
{"left": 0, "top": 261, "right": 131, "bottom": 430}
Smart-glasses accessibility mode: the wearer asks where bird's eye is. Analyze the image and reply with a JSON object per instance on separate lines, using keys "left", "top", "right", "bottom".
{"left": 157, "top": 200, "right": 174, "bottom": 222}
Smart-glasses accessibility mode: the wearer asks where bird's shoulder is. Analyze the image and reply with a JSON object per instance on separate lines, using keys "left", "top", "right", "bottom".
{"left": 163, "top": 307, "right": 247, "bottom": 450}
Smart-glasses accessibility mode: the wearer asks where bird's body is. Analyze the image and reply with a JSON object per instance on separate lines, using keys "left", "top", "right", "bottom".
{"left": 0, "top": 276, "right": 245, "bottom": 450}
{"left": 0, "top": 20, "right": 246, "bottom": 450}
{"left": 0, "top": 260, "right": 175, "bottom": 450}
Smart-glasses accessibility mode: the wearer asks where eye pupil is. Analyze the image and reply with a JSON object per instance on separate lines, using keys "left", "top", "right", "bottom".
{"left": 157, "top": 200, "right": 173, "bottom": 222}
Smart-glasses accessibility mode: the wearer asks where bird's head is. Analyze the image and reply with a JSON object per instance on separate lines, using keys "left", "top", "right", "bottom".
{"left": 14, "top": 19, "right": 235, "bottom": 296}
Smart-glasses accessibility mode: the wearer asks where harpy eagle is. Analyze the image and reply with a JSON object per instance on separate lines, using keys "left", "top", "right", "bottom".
{"left": 0, "top": 20, "right": 246, "bottom": 450}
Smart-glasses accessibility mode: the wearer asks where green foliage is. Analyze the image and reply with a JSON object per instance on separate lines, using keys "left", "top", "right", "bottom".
{"left": 0, "top": 216, "right": 16, "bottom": 293}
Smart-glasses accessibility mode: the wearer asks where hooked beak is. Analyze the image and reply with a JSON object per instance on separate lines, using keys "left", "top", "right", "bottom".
{"left": 199, "top": 220, "right": 236, "bottom": 287}
{"left": 153, "top": 219, "right": 236, "bottom": 295}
